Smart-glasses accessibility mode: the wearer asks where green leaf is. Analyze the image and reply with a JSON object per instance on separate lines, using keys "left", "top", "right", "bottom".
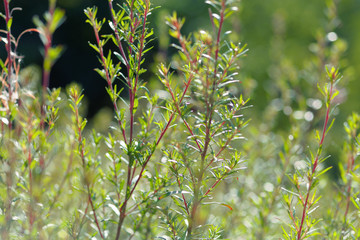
{"left": 317, "top": 83, "right": 325, "bottom": 97}
{"left": 114, "top": 51, "right": 127, "bottom": 66}
{"left": 88, "top": 42, "right": 100, "bottom": 53}
{"left": 158, "top": 191, "right": 190, "bottom": 200}
{"left": 108, "top": 204, "right": 120, "bottom": 216}
{"left": 316, "top": 166, "right": 332, "bottom": 177}
{"left": 49, "top": 8, "right": 66, "bottom": 33}
{"left": 94, "top": 68, "right": 106, "bottom": 80}
{"left": 7, "top": 17, "right": 12, "bottom": 30}
{"left": 145, "top": 28, "right": 154, "bottom": 39}
{"left": 325, "top": 118, "right": 336, "bottom": 135}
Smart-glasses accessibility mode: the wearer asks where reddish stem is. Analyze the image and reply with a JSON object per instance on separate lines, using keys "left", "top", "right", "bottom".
{"left": 27, "top": 155, "right": 34, "bottom": 231}
{"left": 297, "top": 76, "right": 335, "bottom": 239}
{"left": 2, "top": 2, "right": 14, "bottom": 238}
{"left": 108, "top": 0, "right": 130, "bottom": 69}
{"left": 114, "top": 3, "right": 150, "bottom": 238}
{"left": 39, "top": 2, "right": 57, "bottom": 171}
{"left": 89, "top": 13, "right": 127, "bottom": 144}
{"left": 3, "top": 0, "right": 12, "bottom": 103}
{"left": 343, "top": 178, "right": 352, "bottom": 222}
{"left": 166, "top": 82, "right": 202, "bottom": 151}
{"left": 177, "top": 175, "right": 190, "bottom": 215}
{"left": 87, "top": 187, "right": 104, "bottom": 239}
{"left": 130, "top": 1, "right": 149, "bottom": 144}
{"left": 204, "top": 168, "right": 230, "bottom": 197}
{"left": 72, "top": 93, "right": 104, "bottom": 239}
{"left": 114, "top": 112, "right": 175, "bottom": 240}
{"left": 121, "top": 64, "right": 197, "bottom": 228}
{"left": 187, "top": 2, "right": 227, "bottom": 236}
{"left": 343, "top": 131, "right": 357, "bottom": 225}
{"left": 205, "top": 128, "right": 240, "bottom": 171}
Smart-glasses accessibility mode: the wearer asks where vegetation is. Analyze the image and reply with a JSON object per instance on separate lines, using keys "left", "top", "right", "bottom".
{"left": 1, "top": 0, "right": 359, "bottom": 239}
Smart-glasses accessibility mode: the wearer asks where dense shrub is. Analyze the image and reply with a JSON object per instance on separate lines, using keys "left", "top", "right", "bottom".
{"left": 1, "top": 0, "right": 359, "bottom": 239}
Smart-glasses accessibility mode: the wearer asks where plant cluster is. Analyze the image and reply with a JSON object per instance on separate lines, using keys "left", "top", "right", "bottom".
{"left": 0, "top": 0, "right": 359, "bottom": 239}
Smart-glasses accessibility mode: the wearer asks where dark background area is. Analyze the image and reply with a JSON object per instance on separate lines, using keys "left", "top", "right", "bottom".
{"left": 0, "top": 0, "right": 211, "bottom": 118}
{"left": 1, "top": 0, "right": 116, "bottom": 118}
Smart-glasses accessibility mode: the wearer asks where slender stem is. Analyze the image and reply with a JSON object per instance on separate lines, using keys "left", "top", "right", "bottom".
{"left": 176, "top": 174, "right": 190, "bottom": 215}
{"left": 187, "top": 110, "right": 211, "bottom": 236}
{"left": 128, "top": 66, "right": 197, "bottom": 196}
{"left": 205, "top": 128, "right": 239, "bottom": 171}
{"left": 113, "top": 3, "right": 146, "bottom": 234}
{"left": 187, "top": 1, "right": 226, "bottom": 237}
{"left": 203, "top": 167, "right": 231, "bottom": 197}
{"left": 114, "top": 3, "right": 150, "bottom": 238}
{"left": 26, "top": 115, "right": 35, "bottom": 233}
{"left": 297, "top": 76, "right": 335, "bottom": 239}
{"left": 166, "top": 80, "right": 202, "bottom": 151}
{"left": 114, "top": 31, "right": 196, "bottom": 237}
{"left": 114, "top": 164, "right": 132, "bottom": 240}
{"left": 39, "top": 2, "right": 56, "bottom": 171}
{"left": 341, "top": 126, "right": 357, "bottom": 238}
{"left": 114, "top": 112, "right": 176, "bottom": 240}
{"left": 3, "top": 0, "right": 12, "bottom": 103}
{"left": 87, "top": 185, "right": 104, "bottom": 239}
{"left": 72, "top": 92, "right": 104, "bottom": 239}
{"left": 2, "top": 2, "right": 14, "bottom": 238}
{"left": 89, "top": 14, "right": 127, "bottom": 144}
{"left": 108, "top": 0, "right": 130, "bottom": 69}
{"left": 129, "top": 1, "right": 149, "bottom": 144}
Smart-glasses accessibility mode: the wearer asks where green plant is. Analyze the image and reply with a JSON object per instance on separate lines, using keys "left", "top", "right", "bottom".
{"left": 322, "top": 112, "right": 360, "bottom": 239}
{"left": 155, "top": 0, "right": 248, "bottom": 237}
{"left": 281, "top": 66, "right": 340, "bottom": 239}
{"left": 83, "top": 0, "right": 247, "bottom": 238}
{"left": 1, "top": 0, "right": 360, "bottom": 239}
{"left": 1, "top": 0, "right": 65, "bottom": 238}
{"left": 84, "top": 0, "right": 176, "bottom": 238}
